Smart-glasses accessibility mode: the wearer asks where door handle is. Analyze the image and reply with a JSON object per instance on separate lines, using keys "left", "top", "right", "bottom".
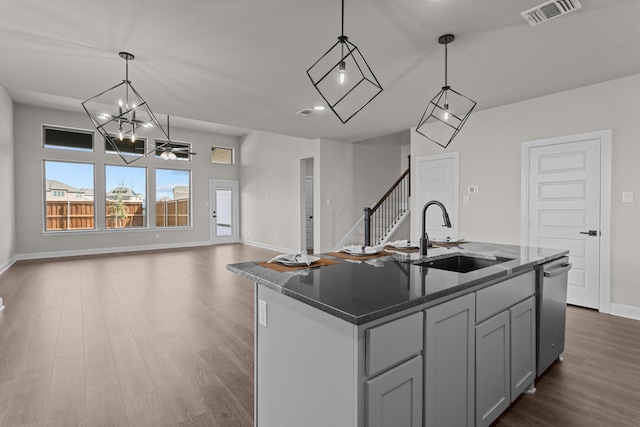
{"left": 579, "top": 230, "right": 599, "bottom": 236}
{"left": 308, "top": 216, "right": 313, "bottom": 219}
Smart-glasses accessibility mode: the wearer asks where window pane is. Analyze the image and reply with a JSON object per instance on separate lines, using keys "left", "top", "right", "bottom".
{"left": 105, "top": 165, "right": 146, "bottom": 228}
{"left": 216, "top": 188, "right": 232, "bottom": 236}
{"left": 156, "top": 169, "right": 191, "bottom": 227}
{"left": 44, "top": 126, "right": 93, "bottom": 152}
{"left": 105, "top": 136, "right": 145, "bottom": 156}
{"left": 156, "top": 140, "right": 191, "bottom": 161}
{"left": 211, "top": 147, "right": 233, "bottom": 164}
{"left": 44, "top": 161, "right": 95, "bottom": 231}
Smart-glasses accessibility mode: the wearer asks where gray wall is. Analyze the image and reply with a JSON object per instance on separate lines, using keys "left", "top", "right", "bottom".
{"left": 352, "top": 130, "right": 408, "bottom": 214}
{"left": 411, "top": 73, "right": 640, "bottom": 311}
{"left": 0, "top": 86, "right": 15, "bottom": 271}
{"left": 13, "top": 104, "right": 241, "bottom": 258}
{"left": 239, "top": 131, "right": 407, "bottom": 254}
{"left": 240, "top": 131, "right": 319, "bottom": 252}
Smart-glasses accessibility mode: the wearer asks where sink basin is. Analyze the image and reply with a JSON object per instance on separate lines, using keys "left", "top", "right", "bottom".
{"left": 413, "top": 254, "right": 513, "bottom": 273}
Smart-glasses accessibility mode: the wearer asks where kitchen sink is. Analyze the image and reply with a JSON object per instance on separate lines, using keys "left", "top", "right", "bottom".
{"left": 413, "top": 254, "right": 513, "bottom": 273}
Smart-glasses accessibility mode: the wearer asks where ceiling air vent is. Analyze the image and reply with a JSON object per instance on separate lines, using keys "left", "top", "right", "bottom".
{"left": 521, "top": 0, "right": 582, "bottom": 26}
{"left": 295, "top": 108, "right": 315, "bottom": 116}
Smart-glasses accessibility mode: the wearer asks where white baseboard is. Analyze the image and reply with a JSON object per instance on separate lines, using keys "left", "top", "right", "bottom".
{"left": 241, "top": 239, "right": 297, "bottom": 255}
{"left": 609, "top": 303, "right": 640, "bottom": 322}
{"left": 0, "top": 256, "right": 17, "bottom": 276}
{"left": 15, "top": 240, "right": 212, "bottom": 261}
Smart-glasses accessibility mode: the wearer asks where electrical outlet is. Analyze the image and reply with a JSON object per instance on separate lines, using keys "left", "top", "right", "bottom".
{"left": 258, "top": 300, "right": 267, "bottom": 327}
{"left": 463, "top": 195, "right": 469, "bottom": 204}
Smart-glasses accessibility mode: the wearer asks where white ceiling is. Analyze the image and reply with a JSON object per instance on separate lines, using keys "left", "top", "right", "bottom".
{"left": 1, "top": 0, "right": 639, "bottom": 143}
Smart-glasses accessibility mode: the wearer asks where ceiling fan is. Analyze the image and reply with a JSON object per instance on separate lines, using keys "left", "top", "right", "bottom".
{"left": 158, "top": 115, "right": 197, "bottom": 160}
{"left": 159, "top": 144, "right": 197, "bottom": 160}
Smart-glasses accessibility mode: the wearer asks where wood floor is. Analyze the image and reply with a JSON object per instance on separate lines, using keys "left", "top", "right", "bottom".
{"left": 0, "top": 244, "right": 639, "bottom": 426}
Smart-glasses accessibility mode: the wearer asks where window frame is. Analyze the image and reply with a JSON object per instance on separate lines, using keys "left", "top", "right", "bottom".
{"left": 105, "top": 135, "right": 147, "bottom": 157}
{"left": 211, "top": 146, "right": 234, "bottom": 165}
{"left": 104, "top": 164, "right": 148, "bottom": 230}
{"left": 43, "top": 159, "right": 96, "bottom": 232}
{"left": 43, "top": 124, "right": 95, "bottom": 152}
{"left": 155, "top": 168, "right": 192, "bottom": 228}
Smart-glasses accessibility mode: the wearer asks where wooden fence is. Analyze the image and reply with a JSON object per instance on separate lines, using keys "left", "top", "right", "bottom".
{"left": 45, "top": 199, "right": 189, "bottom": 230}
{"left": 46, "top": 200, "right": 94, "bottom": 230}
{"left": 155, "top": 199, "right": 190, "bottom": 227}
{"left": 105, "top": 201, "right": 145, "bottom": 229}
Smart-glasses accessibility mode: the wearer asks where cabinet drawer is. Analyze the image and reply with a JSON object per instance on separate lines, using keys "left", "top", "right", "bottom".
{"left": 366, "top": 312, "right": 423, "bottom": 376}
{"left": 476, "top": 271, "right": 535, "bottom": 323}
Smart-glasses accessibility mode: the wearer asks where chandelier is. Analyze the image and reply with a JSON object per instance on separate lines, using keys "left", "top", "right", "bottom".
{"left": 416, "top": 34, "right": 477, "bottom": 148}
{"left": 82, "top": 52, "right": 173, "bottom": 164}
{"left": 306, "top": 0, "right": 383, "bottom": 124}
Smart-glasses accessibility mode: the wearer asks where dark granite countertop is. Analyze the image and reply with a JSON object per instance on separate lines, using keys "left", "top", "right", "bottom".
{"left": 227, "top": 242, "right": 568, "bottom": 325}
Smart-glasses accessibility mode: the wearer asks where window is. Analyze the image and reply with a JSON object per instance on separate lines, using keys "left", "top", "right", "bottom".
{"left": 155, "top": 169, "right": 191, "bottom": 227}
{"left": 156, "top": 140, "right": 191, "bottom": 161}
{"left": 211, "top": 146, "right": 233, "bottom": 164}
{"left": 44, "top": 161, "right": 95, "bottom": 231}
{"left": 105, "top": 165, "right": 146, "bottom": 228}
{"left": 105, "top": 136, "right": 146, "bottom": 156}
{"left": 43, "top": 126, "right": 93, "bottom": 152}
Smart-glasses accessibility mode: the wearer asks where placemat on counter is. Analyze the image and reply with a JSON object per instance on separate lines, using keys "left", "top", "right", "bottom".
{"left": 433, "top": 241, "right": 466, "bottom": 247}
{"left": 257, "top": 257, "right": 342, "bottom": 272}
{"left": 327, "top": 251, "right": 394, "bottom": 261}
{"left": 384, "top": 245, "right": 419, "bottom": 254}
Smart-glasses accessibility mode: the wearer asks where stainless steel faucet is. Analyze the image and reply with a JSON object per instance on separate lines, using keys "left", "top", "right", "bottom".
{"left": 420, "top": 200, "right": 452, "bottom": 256}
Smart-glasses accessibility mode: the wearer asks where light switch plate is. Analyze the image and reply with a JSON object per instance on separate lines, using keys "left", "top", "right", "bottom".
{"left": 468, "top": 186, "right": 478, "bottom": 194}
{"left": 622, "top": 191, "right": 633, "bottom": 203}
{"left": 258, "top": 299, "right": 267, "bottom": 327}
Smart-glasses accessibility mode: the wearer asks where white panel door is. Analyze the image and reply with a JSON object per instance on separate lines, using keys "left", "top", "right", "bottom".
{"left": 305, "top": 177, "right": 314, "bottom": 251}
{"left": 417, "top": 154, "right": 458, "bottom": 241}
{"left": 528, "top": 140, "right": 601, "bottom": 308}
{"left": 210, "top": 180, "right": 239, "bottom": 244}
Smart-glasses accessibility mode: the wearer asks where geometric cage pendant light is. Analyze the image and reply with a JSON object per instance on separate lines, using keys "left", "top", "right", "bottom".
{"left": 416, "top": 34, "right": 477, "bottom": 148}
{"left": 306, "top": 0, "right": 383, "bottom": 124}
{"left": 82, "top": 52, "right": 173, "bottom": 164}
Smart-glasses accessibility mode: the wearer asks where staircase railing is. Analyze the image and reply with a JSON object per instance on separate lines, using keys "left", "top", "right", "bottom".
{"left": 363, "top": 160, "right": 410, "bottom": 246}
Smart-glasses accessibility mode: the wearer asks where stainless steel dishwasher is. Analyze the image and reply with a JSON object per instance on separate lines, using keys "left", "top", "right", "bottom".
{"left": 536, "top": 256, "right": 572, "bottom": 377}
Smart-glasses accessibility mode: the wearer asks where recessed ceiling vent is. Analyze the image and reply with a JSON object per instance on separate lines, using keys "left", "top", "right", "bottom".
{"left": 521, "top": 0, "right": 582, "bottom": 26}
{"left": 295, "top": 108, "right": 315, "bottom": 116}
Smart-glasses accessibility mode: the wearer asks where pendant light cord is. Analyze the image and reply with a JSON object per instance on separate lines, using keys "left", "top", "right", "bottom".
{"left": 341, "top": 0, "right": 345, "bottom": 37}
{"left": 444, "top": 42, "right": 448, "bottom": 88}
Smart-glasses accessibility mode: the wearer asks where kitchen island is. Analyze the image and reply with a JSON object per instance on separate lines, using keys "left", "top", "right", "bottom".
{"left": 227, "top": 242, "right": 568, "bottom": 427}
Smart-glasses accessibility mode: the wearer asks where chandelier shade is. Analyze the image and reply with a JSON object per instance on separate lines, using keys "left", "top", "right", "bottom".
{"left": 306, "top": 0, "right": 382, "bottom": 124}
{"left": 82, "top": 52, "right": 173, "bottom": 164}
{"left": 416, "top": 34, "right": 476, "bottom": 149}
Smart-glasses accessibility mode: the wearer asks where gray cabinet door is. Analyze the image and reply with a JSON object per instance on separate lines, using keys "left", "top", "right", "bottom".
{"left": 424, "top": 293, "right": 475, "bottom": 427}
{"left": 476, "top": 310, "right": 510, "bottom": 427}
{"left": 366, "top": 355, "right": 422, "bottom": 427}
{"left": 510, "top": 296, "right": 536, "bottom": 400}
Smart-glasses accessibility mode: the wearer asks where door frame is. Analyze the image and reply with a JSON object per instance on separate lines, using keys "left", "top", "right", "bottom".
{"left": 414, "top": 152, "right": 459, "bottom": 240}
{"left": 520, "top": 130, "right": 611, "bottom": 313}
{"left": 209, "top": 179, "right": 240, "bottom": 244}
